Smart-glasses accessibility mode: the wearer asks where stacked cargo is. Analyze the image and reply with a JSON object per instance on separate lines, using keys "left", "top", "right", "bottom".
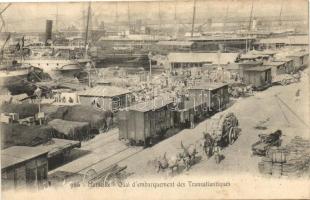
{"left": 258, "top": 136, "right": 310, "bottom": 177}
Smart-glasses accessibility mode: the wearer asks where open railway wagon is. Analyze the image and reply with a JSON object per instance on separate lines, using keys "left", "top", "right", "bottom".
{"left": 118, "top": 99, "right": 175, "bottom": 146}
{"left": 205, "top": 112, "right": 239, "bottom": 149}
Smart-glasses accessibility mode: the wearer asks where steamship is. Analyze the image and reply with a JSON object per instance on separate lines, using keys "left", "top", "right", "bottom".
{"left": 23, "top": 20, "right": 91, "bottom": 80}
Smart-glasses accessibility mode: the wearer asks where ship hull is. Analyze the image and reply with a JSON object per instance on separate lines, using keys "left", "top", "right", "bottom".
{"left": 0, "top": 69, "right": 29, "bottom": 87}
{"left": 93, "top": 53, "right": 149, "bottom": 69}
{"left": 24, "top": 59, "right": 89, "bottom": 80}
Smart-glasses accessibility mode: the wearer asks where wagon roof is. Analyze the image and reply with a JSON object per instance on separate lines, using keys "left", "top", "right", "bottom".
{"left": 126, "top": 99, "right": 174, "bottom": 112}
{"left": 264, "top": 61, "right": 286, "bottom": 66}
{"left": 1, "top": 146, "right": 48, "bottom": 169}
{"left": 189, "top": 82, "right": 228, "bottom": 90}
{"left": 78, "top": 86, "right": 130, "bottom": 97}
{"left": 244, "top": 66, "right": 271, "bottom": 71}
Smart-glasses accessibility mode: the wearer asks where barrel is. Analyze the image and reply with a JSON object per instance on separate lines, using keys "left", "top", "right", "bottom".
{"left": 272, "top": 163, "right": 283, "bottom": 177}
{"left": 272, "top": 149, "right": 287, "bottom": 163}
{"left": 261, "top": 157, "right": 273, "bottom": 175}
{"left": 282, "top": 163, "right": 298, "bottom": 176}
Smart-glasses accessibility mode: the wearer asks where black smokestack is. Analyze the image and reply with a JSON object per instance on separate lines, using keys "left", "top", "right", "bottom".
{"left": 45, "top": 20, "right": 53, "bottom": 46}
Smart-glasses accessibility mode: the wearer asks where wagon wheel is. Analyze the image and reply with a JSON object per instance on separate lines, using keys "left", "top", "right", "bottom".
{"left": 83, "top": 169, "right": 97, "bottom": 183}
{"left": 228, "top": 127, "right": 235, "bottom": 145}
{"left": 103, "top": 172, "right": 121, "bottom": 187}
{"left": 280, "top": 79, "right": 287, "bottom": 86}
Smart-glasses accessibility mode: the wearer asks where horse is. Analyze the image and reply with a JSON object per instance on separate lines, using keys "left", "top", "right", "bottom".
{"left": 202, "top": 132, "right": 215, "bottom": 159}
{"left": 156, "top": 152, "right": 181, "bottom": 175}
{"left": 180, "top": 141, "right": 198, "bottom": 170}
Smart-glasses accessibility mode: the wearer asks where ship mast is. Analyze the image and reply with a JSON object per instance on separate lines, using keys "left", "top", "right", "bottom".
{"left": 85, "top": 2, "right": 91, "bottom": 47}
{"left": 158, "top": 1, "right": 161, "bottom": 34}
{"left": 279, "top": 0, "right": 284, "bottom": 26}
{"left": 127, "top": 2, "right": 131, "bottom": 32}
{"left": 248, "top": 0, "right": 254, "bottom": 31}
{"left": 191, "top": 0, "right": 197, "bottom": 37}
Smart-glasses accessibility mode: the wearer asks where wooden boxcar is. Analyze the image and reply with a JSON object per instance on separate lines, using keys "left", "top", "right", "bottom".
{"left": 286, "top": 52, "right": 309, "bottom": 72}
{"left": 174, "top": 99, "right": 208, "bottom": 129}
{"left": 243, "top": 66, "right": 272, "bottom": 90}
{"left": 118, "top": 99, "right": 175, "bottom": 146}
{"left": 188, "top": 83, "right": 229, "bottom": 113}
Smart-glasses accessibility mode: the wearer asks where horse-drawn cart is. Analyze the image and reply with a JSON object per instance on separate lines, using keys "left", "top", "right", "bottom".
{"left": 272, "top": 74, "right": 300, "bottom": 86}
{"left": 203, "top": 112, "right": 239, "bottom": 157}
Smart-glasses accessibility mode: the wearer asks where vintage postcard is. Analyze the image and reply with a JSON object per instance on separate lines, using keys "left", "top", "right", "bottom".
{"left": 0, "top": 0, "right": 309, "bottom": 199}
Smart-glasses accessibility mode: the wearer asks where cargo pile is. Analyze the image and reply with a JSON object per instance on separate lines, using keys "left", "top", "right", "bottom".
{"left": 258, "top": 136, "right": 310, "bottom": 177}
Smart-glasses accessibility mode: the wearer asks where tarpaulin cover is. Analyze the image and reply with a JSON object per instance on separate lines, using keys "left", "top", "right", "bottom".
{"left": 1, "top": 124, "right": 54, "bottom": 149}
{"left": 48, "top": 119, "right": 90, "bottom": 141}
{"left": 0, "top": 103, "right": 39, "bottom": 118}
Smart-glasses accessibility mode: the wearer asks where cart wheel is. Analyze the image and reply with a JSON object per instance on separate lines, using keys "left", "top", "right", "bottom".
{"left": 103, "top": 173, "right": 121, "bottom": 187}
{"left": 228, "top": 127, "right": 235, "bottom": 145}
{"left": 83, "top": 169, "right": 97, "bottom": 183}
{"left": 281, "top": 79, "right": 288, "bottom": 86}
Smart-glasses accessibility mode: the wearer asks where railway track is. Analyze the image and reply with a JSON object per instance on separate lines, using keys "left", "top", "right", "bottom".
{"left": 78, "top": 146, "right": 143, "bottom": 175}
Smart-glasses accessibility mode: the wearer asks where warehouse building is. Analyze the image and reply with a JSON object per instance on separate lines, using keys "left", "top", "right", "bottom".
{"left": 167, "top": 52, "right": 239, "bottom": 73}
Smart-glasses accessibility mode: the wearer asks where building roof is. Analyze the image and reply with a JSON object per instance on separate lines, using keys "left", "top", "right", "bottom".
{"left": 244, "top": 66, "right": 272, "bottom": 72}
{"left": 258, "top": 37, "right": 288, "bottom": 44}
{"left": 273, "top": 58, "right": 293, "bottom": 62}
{"left": 78, "top": 86, "right": 130, "bottom": 97}
{"left": 238, "top": 61, "right": 264, "bottom": 65}
{"left": 167, "top": 53, "right": 239, "bottom": 65}
{"left": 126, "top": 99, "right": 173, "bottom": 112}
{"left": 1, "top": 146, "right": 48, "bottom": 169}
{"left": 187, "top": 36, "right": 255, "bottom": 42}
{"left": 189, "top": 82, "right": 228, "bottom": 90}
{"left": 286, "top": 51, "right": 309, "bottom": 58}
{"left": 258, "top": 36, "right": 308, "bottom": 45}
{"left": 264, "top": 61, "right": 286, "bottom": 66}
{"left": 156, "top": 41, "right": 194, "bottom": 47}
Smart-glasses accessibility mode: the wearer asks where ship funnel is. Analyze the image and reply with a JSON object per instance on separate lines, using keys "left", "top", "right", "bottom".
{"left": 45, "top": 20, "right": 53, "bottom": 46}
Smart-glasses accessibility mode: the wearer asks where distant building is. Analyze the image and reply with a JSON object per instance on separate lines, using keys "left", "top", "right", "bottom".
{"left": 187, "top": 36, "right": 256, "bottom": 51}
{"left": 167, "top": 52, "right": 239, "bottom": 72}
{"left": 255, "top": 35, "right": 309, "bottom": 49}
{"left": 156, "top": 41, "right": 196, "bottom": 53}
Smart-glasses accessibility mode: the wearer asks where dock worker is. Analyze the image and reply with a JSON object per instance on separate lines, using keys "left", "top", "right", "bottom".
{"left": 295, "top": 89, "right": 301, "bottom": 102}
{"left": 213, "top": 140, "right": 222, "bottom": 164}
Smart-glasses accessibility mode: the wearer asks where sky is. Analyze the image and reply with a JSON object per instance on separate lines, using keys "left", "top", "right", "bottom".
{"left": 0, "top": 0, "right": 308, "bottom": 32}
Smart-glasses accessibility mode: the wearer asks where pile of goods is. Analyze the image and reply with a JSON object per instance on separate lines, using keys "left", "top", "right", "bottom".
{"left": 47, "top": 105, "right": 113, "bottom": 131}
{"left": 48, "top": 119, "right": 91, "bottom": 141}
{"left": 258, "top": 136, "right": 310, "bottom": 177}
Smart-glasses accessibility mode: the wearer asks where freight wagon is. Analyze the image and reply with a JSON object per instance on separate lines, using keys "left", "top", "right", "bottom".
{"left": 174, "top": 83, "right": 229, "bottom": 129}
{"left": 187, "top": 83, "right": 229, "bottom": 113}
{"left": 118, "top": 99, "right": 175, "bottom": 146}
